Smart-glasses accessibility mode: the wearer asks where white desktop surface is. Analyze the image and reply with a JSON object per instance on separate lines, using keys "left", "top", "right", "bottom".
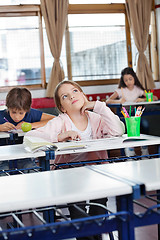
{"left": 55, "top": 134, "right": 160, "bottom": 156}
{"left": 0, "top": 134, "right": 160, "bottom": 161}
{"left": 0, "top": 132, "right": 10, "bottom": 139}
{"left": 0, "top": 144, "right": 45, "bottom": 160}
{"left": 91, "top": 158, "right": 160, "bottom": 192}
{"left": 0, "top": 130, "right": 25, "bottom": 139}
{"left": 0, "top": 167, "right": 132, "bottom": 213}
{"left": 123, "top": 100, "right": 160, "bottom": 106}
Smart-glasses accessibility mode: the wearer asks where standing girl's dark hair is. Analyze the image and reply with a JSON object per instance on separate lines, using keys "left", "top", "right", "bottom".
{"left": 118, "top": 67, "right": 144, "bottom": 90}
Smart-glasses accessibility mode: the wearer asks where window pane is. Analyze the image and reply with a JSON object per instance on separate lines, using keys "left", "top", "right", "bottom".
{"left": 69, "top": 0, "right": 125, "bottom": 3}
{"left": 0, "top": 16, "right": 41, "bottom": 87}
{"left": 68, "top": 14, "right": 127, "bottom": 81}
{"left": 0, "top": 0, "right": 40, "bottom": 5}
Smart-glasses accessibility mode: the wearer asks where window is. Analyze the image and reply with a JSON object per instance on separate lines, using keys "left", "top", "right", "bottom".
{"left": 0, "top": 5, "right": 46, "bottom": 90}
{"left": 0, "top": 0, "right": 40, "bottom": 5}
{"left": 0, "top": 2, "right": 156, "bottom": 90}
{"left": 67, "top": 13, "right": 128, "bottom": 81}
{"left": 0, "top": 16, "right": 41, "bottom": 87}
{"left": 69, "top": 0, "right": 125, "bottom": 3}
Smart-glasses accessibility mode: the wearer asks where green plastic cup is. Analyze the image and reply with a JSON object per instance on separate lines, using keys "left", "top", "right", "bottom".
{"left": 125, "top": 117, "right": 141, "bottom": 137}
{"left": 146, "top": 92, "right": 153, "bottom": 102}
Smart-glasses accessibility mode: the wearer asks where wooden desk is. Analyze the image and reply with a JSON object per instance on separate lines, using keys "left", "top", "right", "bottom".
{"left": 0, "top": 134, "right": 160, "bottom": 172}
{"left": 55, "top": 134, "right": 160, "bottom": 156}
{"left": 1, "top": 159, "right": 160, "bottom": 239}
{"left": 0, "top": 131, "right": 10, "bottom": 139}
{"left": 0, "top": 130, "right": 25, "bottom": 146}
{"left": 0, "top": 167, "right": 132, "bottom": 213}
{"left": 90, "top": 158, "right": 160, "bottom": 240}
{"left": 107, "top": 100, "right": 160, "bottom": 115}
{"left": 108, "top": 101, "right": 160, "bottom": 136}
{"left": 0, "top": 134, "right": 159, "bottom": 161}
{"left": 0, "top": 165, "right": 133, "bottom": 240}
{"left": 123, "top": 100, "right": 160, "bottom": 107}
{"left": 90, "top": 158, "right": 160, "bottom": 193}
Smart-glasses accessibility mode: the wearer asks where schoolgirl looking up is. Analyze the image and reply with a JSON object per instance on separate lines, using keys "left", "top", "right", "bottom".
{"left": 26, "top": 80, "right": 125, "bottom": 163}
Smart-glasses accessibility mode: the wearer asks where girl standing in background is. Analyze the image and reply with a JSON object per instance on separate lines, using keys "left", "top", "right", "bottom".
{"left": 106, "top": 67, "right": 158, "bottom": 157}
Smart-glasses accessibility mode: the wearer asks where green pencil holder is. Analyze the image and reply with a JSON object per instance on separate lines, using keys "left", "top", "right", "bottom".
{"left": 146, "top": 92, "right": 153, "bottom": 102}
{"left": 125, "top": 117, "right": 141, "bottom": 137}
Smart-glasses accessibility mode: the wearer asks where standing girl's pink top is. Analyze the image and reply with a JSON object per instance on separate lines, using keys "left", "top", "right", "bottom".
{"left": 26, "top": 101, "right": 125, "bottom": 163}
{"left": 116, "top": 85, "right": 144, "bottom": 102}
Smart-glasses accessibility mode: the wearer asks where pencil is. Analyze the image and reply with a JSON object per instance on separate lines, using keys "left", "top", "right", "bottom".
{"left": 121, "top": 110, "right": 126, "bottom": 118}
{"left": 121, "top": 87, "right": 125, "bottom": 99}
{"left": 129, "top": 106, "right": 131, "bottom": 117}
{"left": 4, "top": 117, "right": 17, "bottom": 130}
{"left": 122, "top": 107, "right": 130, "bottom": 118}
{"left": 139, "top": 107, "right": 145, "bottom": 116}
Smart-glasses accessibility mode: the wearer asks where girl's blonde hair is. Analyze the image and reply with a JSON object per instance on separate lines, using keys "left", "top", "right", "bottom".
{"left": 54, "top": 80, "right": 83, "bottom": 113}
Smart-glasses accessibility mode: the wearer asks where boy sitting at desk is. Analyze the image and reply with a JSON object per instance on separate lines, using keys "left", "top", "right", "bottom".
{"left": 0, "top": 87, "right": 55, "bottom": 172}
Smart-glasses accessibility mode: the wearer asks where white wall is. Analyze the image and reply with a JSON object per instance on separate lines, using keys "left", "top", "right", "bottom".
{"left": 1, "top": 81, "right": 160, "bottom": 101}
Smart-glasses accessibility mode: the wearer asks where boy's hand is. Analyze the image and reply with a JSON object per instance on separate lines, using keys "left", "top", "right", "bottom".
{"left": 0, "top": 122, "right": 16, "bottom": 132}
{"left": 16, "top": 121, "right": 25, "bottom": 129}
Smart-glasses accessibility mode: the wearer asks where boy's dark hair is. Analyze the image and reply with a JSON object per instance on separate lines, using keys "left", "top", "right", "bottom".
{"left": 54, "top": 80, "right": 83, "bottom": 113}
{"left": 118, "top": 67, "right": 144, "bottom": 90}
{"left": 6, "top": 87, "right": 32, "bottom": 111}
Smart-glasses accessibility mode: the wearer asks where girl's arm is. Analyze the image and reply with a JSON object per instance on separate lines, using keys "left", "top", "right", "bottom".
{"left": 93, "top": 100, "right": 125, "bottom": 136}
{"left": 106, "top": 92, "right": 126, "bottom": 104}
{"left": 153, "top": 95, "right": 158, "bottom": 101}
{"left": 25, "top": 116, "right": 64, "bottom": 142}
{"left": 136, "top": 92, "right": 158, "bottom": 102}
{"left": 82, "top": 99, "right": 125, "bottom": 136}
{"left": 30, "top": 113, "right": 55, "bottom": 129}
{"left": 16, "top": 113, "right": 55, "bottom": 130}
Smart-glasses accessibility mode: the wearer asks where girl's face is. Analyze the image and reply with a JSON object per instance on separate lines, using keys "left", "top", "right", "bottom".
{"left": 9, "top": 108, "right": 26, "bottom": 122}
{"left": 58, "top": 83, "right": 85, "bottom": 114}
{"left": 123, "top": 74, "right": 135, "bottom": 90}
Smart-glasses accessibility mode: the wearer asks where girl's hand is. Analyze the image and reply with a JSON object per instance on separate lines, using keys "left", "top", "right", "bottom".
{"left": 58, "top": 131, "right": 81, "bottom": 142}
{"left": 153, "top": 95, "right": 158, "bottom": 101}
{"left": 0, "top": 122, "right": 16, "bottom": 132}
{"left": 119, "top": 97, "right": 126, "bottom": 104}
{"left": 136, "top": 98, "right": 146, "bottom": 102}
{"left": 81, "top": 95, "right": 96, "bottom": 114}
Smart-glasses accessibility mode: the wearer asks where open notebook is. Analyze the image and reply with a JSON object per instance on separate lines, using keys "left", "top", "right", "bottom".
{"left": 122, "top": 136, "right": 147, "bottom": 142}
{"left": 23, "top": 136, "right": 86, "bottom": 153}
